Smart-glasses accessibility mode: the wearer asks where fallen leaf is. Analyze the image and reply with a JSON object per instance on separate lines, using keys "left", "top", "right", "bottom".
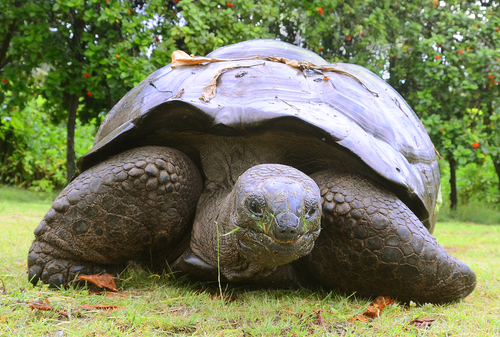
{"left": 348, "top": 296, "right": 395, "bottom": 322}
{"left": 78, "top": 273, "right": 118, "bottom": 292}
{"left": 272, "top": 315, "right": 281, "bottom": 326}
{"left": 81, "top": 304, "right": 119, "bottom": 312}
{"left": 200, "top": 63, "right": 264, "bottom": 102}
{"left": 263, "top": 56, "right": 378, "bottom": 97}
{"left": 171, "top": 50, "right": 258, "bottom": 68}
{"left": 313, "top": 309, "right": 327, "bottom": 325}
{"left": 173, "top": 88, "right": 185, "bottom": 99}
{"left": 90, "top": 290, "right": 131, "bottom": 298}
{"left": 29, "top": 298, "right": 68, "bottom": 317}
{"left": 409, "top": 318, "right": 436, "bottom": 328}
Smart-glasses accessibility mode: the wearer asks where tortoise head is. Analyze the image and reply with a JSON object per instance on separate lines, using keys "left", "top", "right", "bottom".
{"left": 231, "top": 164, "right": 321, "bottom": 267}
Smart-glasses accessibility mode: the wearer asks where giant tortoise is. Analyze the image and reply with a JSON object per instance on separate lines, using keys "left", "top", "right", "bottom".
{"left": 28, "top": 40, "right": 476, "bottom": 304}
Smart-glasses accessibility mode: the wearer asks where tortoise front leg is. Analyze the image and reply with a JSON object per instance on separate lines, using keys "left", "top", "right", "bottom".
{"left": 28, "top": 146, "right": 202, "bottom": 287}
{"left": 308, "top": 171, "right": 476, "bottom": 304}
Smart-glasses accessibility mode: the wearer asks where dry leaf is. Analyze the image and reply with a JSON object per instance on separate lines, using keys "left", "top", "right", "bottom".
{"left": 200, "top": 63, "right": 265, "bottom": 102}
{"left": 78, "top": 273, "right": 118, "bottom": 292}
{"left": 348, "top": 296, "right": 395, "bottom": 322}
{"left": 264, "top": 56, "right": 378, "bottom": 97}
{"left": 409, "top": 318, "right": 436, "bottom": 328}
{"left": 313, "top": 309, "right": 327, "bottom": 325}
{"left": 81, "top": 304, "right": 119, "bottom": 312}
{"left": 29, "top": 298, "right": 68, "bottom": 317}
{"left": 171, "top": 50, "right": 258, "bottom": 68}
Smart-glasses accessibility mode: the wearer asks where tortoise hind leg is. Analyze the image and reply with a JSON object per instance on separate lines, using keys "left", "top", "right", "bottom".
{"left": 28, "top": 146, "right": 202, "bottom": 287}
{"left": 308, "top": 171, "right": 476, "bottom": 304}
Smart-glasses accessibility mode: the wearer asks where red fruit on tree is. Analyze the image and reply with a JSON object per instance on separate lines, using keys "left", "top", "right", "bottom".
{"left": 435, "top": 55, "right": 441, "bottom": 59}
{"left": 317, "top": 8, "right": 324, "bottom": 15}
{"left": 2, "top": 78, "right": 7, "bottom": 83}
{"left": 496, "top": 27, "right": 500, "bottom": 33}
{"left": 458, "top": 49, "right": 463, "bottom": 55}
{"left": 84, "top": 73, "right": 90, "bottom": 78}
{"left": 345, "top": 35, "right": 353, "bottom": 41}
{"left": 433, "top": 0, "right": 437, "bottom": 5}
{"left": 226, "top": 2, "right": 234, "bottom": 8}
{"left": 472, "top": 142, "right": 480, "bottom": 149}
{"left": 318, "top": 46, "right": 323, "bottom": 51}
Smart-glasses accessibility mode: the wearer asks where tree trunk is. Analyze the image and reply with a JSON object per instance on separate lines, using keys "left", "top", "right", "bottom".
{"left": 449, "top": 156, "right": 458, "bottom": 210}
{"left": 493, "top": 158, "right": 500, "bottom": 201}
{"left": 66, "top": 94, "right": 78, "bottom": 183}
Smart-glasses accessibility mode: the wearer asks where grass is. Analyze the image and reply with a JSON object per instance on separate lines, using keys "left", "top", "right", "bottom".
{"left": 0, "top": 186, "right": 499, "bottom": 336}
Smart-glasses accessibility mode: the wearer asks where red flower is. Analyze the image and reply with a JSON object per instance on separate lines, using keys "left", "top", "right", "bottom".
{"left": 466, "top": 46, "right": 470, "bottom": 50}
{"left": 87, "top": 91, "right": 92, "bottom": 97}
{"left": 318, "top": 46, "right": 323, "bottom": 51}
{"left": 433, "top": 0, "right": 437, "bottom": 5}
{"left": 489, "top": 74, "right": 494, "bottom": 79}
{"left": 496, "top": 27, "right": 500, "bottom": 33}
{"left": 155, "top": 37, "right": 160, "bottom": 42}
{"left": 2, "top": 78, "right": 7, "bottom": 83}
{"left": 226, "top": 2, "right": 234, "bottom": 8}
{"left": 317, "top": 8, "right": 324, "bottom": 15}
{"left": 435, "top": 55, "right": 441, "bottom": 59}
{"left": 360, "top": 30, "right": 363, "bottom": 35}
{"left": 458, "top": 49, "right": 463, "bottom": 55}
{"left": 83, "top": 73, "right": 90, "bottom": 78}
{"left": 105, "top": 0, "right": 108, "bottom": 2}
{"left": 345, "top": 35, "right": 353, "bottom": 41}
{"left": 116, "top": 54, "right": 120, "bottom": 58}
{"left": 472, "top": 142, "right": 480, "bottom": 149}
{"left": 127, "top": 9, "right": 131, "bottom": 14}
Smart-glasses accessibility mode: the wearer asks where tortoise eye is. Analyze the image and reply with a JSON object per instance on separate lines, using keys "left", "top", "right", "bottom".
{"left": 304, "top": 205, "right": 318, "bottom": 219}
{"left": 246, "top": 199, "right": 263, "bottom": 216}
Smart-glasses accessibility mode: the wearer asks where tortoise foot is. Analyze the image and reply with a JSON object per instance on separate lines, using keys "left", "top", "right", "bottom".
{"left": 28, "top": 240, "right": 112, "bottom": 287}
{"left": 309, "top": 171, "right": 476, "bottom": 304}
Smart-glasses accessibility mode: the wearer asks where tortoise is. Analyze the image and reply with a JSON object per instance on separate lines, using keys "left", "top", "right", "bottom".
{"left": 28, "top": 40, "right": 476, "bottom": 304}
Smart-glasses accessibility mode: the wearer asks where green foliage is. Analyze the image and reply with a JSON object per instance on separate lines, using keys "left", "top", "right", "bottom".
{"left": 1, "top": 0, "right": 499, "bottom": 203}
{"left": 439, "top": 156, "right": 500, "bottom": 206}
{"left": 0, "top": 94, "right": 96, "bottom": 192}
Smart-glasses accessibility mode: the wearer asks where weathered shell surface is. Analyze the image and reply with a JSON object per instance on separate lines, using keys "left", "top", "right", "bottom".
{"left": 77, "top": 40, "right": 439, "bottom": 231}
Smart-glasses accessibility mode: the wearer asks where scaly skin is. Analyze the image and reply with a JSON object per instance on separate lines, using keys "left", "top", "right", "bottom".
{"left": 309, "top": 171, "right": 476, "bottom": 304}
{"left": 28, "top": 146, "right": 202, "bottom": 287}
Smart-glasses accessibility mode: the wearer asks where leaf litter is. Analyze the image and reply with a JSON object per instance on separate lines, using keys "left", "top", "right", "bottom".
{"left": 348, "top": 296, "right": 395, "bottom": 322}
{"left": 170, "top": 50, "right": 379, "bottom": 103}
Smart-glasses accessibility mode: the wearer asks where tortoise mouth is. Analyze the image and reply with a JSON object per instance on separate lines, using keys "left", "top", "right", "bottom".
{"left": 235, "top": 228, "right": 320, "bottom": 267}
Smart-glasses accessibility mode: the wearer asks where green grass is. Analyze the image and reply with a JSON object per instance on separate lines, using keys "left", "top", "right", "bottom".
{"left": 0, "top": 186, "right": 499, "bottom": 336}
{"left": 438, "top": 202, "right": 500, "bottom": 225}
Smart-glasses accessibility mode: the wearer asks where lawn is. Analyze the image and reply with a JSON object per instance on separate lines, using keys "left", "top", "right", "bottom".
{"left": 0, "top": 186, "right": 499, "bottom": 336}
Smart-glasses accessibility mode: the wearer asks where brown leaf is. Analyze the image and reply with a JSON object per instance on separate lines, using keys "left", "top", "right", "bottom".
{"left": 78, "top": 273, "right": 118, "bottom": 292}
{"left": 29, "top": 298, "right": 68, "bottom": 317}
{"left": 81, "top": 304, "right": 119, "bottom": 312}
{"left": 313, "top": 309, "right": 327, "bottom": 325}
{"left": 263, "top": 56, "right": 378, "bottom": 97}
{"left": 272, "top": 315, "right": 281, "bottom": 326}
{"left": 409, "top": 318, "right": 436, "bottom": 328}
{"left": 199, "top": 63, "right": 264, "bottom": 102}
{"left": 171, "top": 50, "right": 258, "bottom": 68}
{"left": 348, "top": 296, "right": 395, "bottom": 322}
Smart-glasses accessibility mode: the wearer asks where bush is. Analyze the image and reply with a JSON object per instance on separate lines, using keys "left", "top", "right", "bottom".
{"left": 0, "top": 95, "right": 96, "bottom": 192}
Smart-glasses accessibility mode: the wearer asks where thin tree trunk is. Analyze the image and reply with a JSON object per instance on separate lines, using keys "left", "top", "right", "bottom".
{"left": 493, "top": 158, "right": 500, "bottom": 201}
{"left": 449, "top": 156, "right": 458, "bottom": 210}
{"left": 66, "top": 94, "right": 78, "bottom": 183}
